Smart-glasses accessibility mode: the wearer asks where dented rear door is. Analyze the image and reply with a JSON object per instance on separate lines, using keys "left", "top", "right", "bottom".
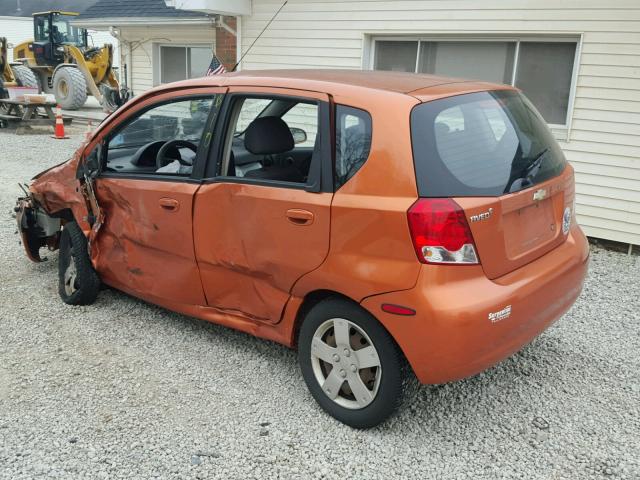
{"left": 193, "top": 88, "right": 333, "bottom": 323}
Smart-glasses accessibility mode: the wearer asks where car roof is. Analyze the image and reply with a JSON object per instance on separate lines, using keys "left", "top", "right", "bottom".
{"left": 169, "top": 69, "right": 514, "bottom": 99}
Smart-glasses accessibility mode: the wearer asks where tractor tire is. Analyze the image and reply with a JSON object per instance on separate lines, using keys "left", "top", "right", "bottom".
{"left": 11, "top": 65, "right": 39, "bottom": 89}
{"left": 0, "top": 77, "right": 8, "bottom": 115}
{"left": 53, "top": 67, "right": 87, "bottom": 110}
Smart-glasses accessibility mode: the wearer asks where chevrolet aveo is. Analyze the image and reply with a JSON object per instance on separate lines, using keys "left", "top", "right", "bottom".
{"left": 15, "top": 70, "right": 589, "bottom": 428}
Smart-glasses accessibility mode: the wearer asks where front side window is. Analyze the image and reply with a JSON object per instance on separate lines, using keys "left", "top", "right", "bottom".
{"left": 160, "top": 46, "right": 212, "bottom": 84}
{"left": 104, "top": 97, "right": 215, "bottom": 176}
{"left": 411, "top": 90, "right": 567, "bottom": 197}
{"left": 374, "top": 38, "right": 577, "bottom": 125}
{"left": 335, "top": 106, "right": 372, "bottom": 189}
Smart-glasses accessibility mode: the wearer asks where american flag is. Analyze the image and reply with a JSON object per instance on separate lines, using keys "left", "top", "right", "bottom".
{"left": 206, "top": 54, "right": 227, "bottom": 76}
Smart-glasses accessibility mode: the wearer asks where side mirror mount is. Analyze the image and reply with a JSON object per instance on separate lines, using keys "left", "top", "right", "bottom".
{"left": 76, "top": 144, "right": 102, "bottom": 179}
{"left": 290, "top": 127, "right": 307, "bottom": 145}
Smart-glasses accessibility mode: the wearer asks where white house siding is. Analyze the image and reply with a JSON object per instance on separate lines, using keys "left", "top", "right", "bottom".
{"left": 0, "top": 16, "right": 119, "bottom": 68}
{"left": 241, "top": 0, "right": 640, "bottom": 246}
{"left": 0, "top": 16, "right": 32, "bottom": 62}
{"left": 117, "top": 24, "right": 216, "bottom": 94}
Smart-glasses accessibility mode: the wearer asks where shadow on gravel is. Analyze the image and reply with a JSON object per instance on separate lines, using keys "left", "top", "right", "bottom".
{"left": 95, "top": 282, "right": 575, "bottom": 429}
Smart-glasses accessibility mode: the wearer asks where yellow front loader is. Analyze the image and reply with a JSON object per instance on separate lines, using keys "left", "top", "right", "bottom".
{"left": 2, "top": 36, "right": 40, "bottom": 98}
{"left": 10, "top": 11, "right": 130, "bottom": 111}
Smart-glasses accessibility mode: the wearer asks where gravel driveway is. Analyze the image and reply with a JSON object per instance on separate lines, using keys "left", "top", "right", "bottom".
{"left": 1, "top": 129, "right": 639, "bottom": 480}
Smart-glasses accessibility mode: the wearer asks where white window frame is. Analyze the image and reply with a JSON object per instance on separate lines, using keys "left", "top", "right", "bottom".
{"left": 155, "top": 43, "right": 215, "bottom": 85}
{"left": 367, "top": 35, "right": 583, "bottom": 132}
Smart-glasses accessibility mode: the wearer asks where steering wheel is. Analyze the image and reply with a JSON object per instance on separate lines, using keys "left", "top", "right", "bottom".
{"left": 156, "top": 140, "right": 199, "bottom": 169}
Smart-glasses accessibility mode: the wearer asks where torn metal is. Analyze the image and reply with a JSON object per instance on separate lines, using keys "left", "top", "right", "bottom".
{"left": 14, "top": 139, "right": 104, "bottom": 263}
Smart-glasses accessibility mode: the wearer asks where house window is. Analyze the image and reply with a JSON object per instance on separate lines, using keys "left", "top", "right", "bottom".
{"left": 160, "top": 45, "right": 213, "bottom": 84}
{"left": 373, "top": 38, "right": 578, "bottom": 125}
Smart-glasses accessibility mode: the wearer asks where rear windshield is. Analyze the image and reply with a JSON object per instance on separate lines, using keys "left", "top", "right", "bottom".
{"left": 411, "top": 90, "right": 567, "bottom": 197}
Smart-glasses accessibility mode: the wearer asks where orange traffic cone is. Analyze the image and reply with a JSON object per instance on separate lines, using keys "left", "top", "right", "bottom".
{"left": 84, "top": 120, "right": 93, "bottom": 141}
{"left": 51, "top": 105, "right": 69, "bottom": 139}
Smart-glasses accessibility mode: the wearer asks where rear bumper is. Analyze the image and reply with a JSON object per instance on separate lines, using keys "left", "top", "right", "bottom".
{"left": 361, "top": 224, "right": 589, "bottom": 384}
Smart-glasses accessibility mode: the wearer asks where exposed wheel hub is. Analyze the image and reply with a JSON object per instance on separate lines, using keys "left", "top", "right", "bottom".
{"left": 63, "top": 257, "right": 78, "bottom": 296}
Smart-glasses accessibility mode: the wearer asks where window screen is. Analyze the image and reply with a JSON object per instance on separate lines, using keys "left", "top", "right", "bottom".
{"left": 335, "top": 106, "right": 372, "bottom": 189}
{"left": 418, "top": 41, "right": 516, "bottom": 84}
{"left": 374, "top": 41, "right": 418, "bottom": 72}
{"left": 161, "top": 47, "right": 187, "bottom": 84}
{"left": 374, "top": 38, "right": 578, "bottom": 125}
{"left": 160, "top": 45, "right": 214, "bottom": 84}
{"left": 515, "top": 42, "right": 577, "bottom": 125}
{"left": 189, "top": 47, "right": 213, "bottom": 79}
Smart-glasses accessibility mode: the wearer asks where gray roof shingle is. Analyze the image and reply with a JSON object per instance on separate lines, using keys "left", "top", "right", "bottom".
{"left": 0, "top": 1, "right": 97, "bottom": 17}
{"left": 78, "top": 0, "right": 208, "bottom": 19}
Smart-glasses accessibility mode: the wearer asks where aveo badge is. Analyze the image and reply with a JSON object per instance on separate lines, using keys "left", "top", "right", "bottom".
{"left": 562, "top": 207, "right": 572, "bottom": 235}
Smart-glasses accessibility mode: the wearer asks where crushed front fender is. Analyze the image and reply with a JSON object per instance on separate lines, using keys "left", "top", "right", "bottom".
{"left": 15, "top": 193, "right": 61, "bottom": 262}
{"left": 15, "top": 140, "right": 97, "bottom": 263}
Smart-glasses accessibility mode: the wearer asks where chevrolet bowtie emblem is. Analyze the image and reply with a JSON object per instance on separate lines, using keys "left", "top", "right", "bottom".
{"left": 533, "top": 188, "right": 548, "bottom": 201}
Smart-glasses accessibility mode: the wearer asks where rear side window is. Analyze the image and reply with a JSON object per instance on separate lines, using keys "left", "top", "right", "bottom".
{"left": 411, "top": 90, "right": 567, "bottom": 196}
{"left": 335, "top": 105, "right": 372, "bottom": 189}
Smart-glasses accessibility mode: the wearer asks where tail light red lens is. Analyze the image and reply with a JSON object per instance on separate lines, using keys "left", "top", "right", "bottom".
{"left": 407, "top": 198, "right": 479, "bottom": 264}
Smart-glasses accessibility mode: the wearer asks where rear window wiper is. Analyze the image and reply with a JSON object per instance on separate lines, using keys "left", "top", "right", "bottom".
{"left": 522, "top": 147, "right": 550, "bottom": 179}
{"left": 505, "top": 147, "right": 550, "bottom": 193}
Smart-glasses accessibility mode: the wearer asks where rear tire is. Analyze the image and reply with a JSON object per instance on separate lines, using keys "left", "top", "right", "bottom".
{"left": 53, "top": 67, "right": 87, "bottom": 110}
{"left": 298, "top": 298, "right": 408, "bottom": 429}
{"left": 11, "top": 65, "right": 39, "bottom": 89}
{"left": 58, "top": 221, "right": 100, "bottom": 305}
{"left": 0, "top": 76, "right": 8, "bottom": 115}
{"left": 3, "top": 66, "right": 39, "bottom": 116}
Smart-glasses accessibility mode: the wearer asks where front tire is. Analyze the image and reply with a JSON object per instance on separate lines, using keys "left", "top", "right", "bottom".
{"left": 298, "top": 298, "right": 408, "bottom": 428}
{"left": 53, "top": 67, "right": 87, "bottom": 110}
{"left": 11, "top": 65, "right": 39, "bottom": 89}
{"left": 58, "top": 221, "right": 100, "bottom": 305}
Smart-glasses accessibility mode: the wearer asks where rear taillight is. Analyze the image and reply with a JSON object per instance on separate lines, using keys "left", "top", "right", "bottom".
{"left": 407, "top": 198, "right": 479, "bottom": 264}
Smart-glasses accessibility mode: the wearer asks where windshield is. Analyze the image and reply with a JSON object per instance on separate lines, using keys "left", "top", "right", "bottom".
{"left": 410, "top": 90, "right": 567, "bottom": 197}
{"left": 35, "top": 14, "right": 85, "bottom": 46}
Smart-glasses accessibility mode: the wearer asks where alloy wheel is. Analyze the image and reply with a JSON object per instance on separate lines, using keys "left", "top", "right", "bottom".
{"left": 310, "top": 318, "right": 382, "bottom": 409}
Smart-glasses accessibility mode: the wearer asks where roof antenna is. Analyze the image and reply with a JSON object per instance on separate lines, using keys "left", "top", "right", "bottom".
{"left": 16, "top": 0, "right": 22, "bottom": 14}
{"left": 231, "top": 0, "right": 287, "bottom": 72}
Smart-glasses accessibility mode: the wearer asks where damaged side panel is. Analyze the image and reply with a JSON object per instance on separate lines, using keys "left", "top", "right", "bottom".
{"left": 91, "top": 178, "right": 207, "bottom": 307}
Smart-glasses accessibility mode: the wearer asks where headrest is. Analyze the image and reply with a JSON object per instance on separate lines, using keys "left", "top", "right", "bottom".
{"left": 244, "top": 116, "right": 294, "bottom": 155}
{"left": 434, "top": 121, "right": 451, "bottom": 137}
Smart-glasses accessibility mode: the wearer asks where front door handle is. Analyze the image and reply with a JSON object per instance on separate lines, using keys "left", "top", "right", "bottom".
{"left": 286, "top": 209, "right": 314, "bottom": 226}
{"left": 159, "top": 197, "right": 180, "bottom": 212}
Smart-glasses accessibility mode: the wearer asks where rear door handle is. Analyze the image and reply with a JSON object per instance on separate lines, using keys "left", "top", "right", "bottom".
{"left": 286, "top": 209, "right": 314, "bottom": 226}
{"left": 159, "top": 197, "right": 180, "bottom": 212}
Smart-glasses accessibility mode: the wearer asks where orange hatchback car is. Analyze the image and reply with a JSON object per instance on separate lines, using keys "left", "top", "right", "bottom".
{"left": 16, "top": 70, "right": 589, "bottom": 428}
